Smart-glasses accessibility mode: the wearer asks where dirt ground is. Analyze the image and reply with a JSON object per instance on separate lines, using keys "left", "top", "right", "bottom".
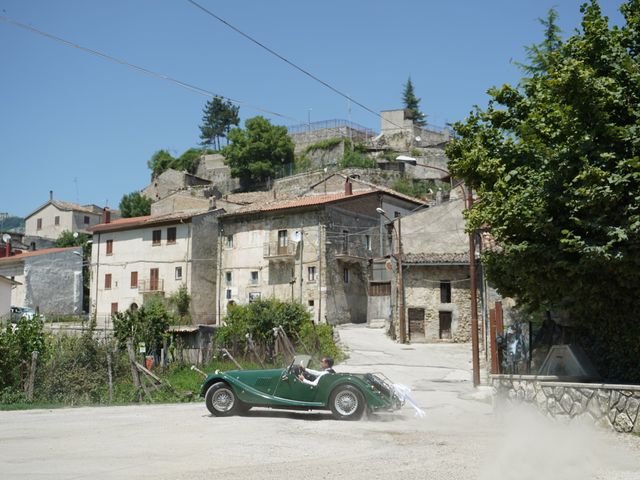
{"left": 1, "top": 324, "right": 639, "bottom": 480}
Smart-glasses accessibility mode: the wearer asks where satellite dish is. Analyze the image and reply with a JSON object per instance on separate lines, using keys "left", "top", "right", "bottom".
{"left": 415, "top": 136, "right": 422, "bottom": 142}
{"left": 385, "top": 260, "right": 393, "bottom": 272}
{"left": 292, "top": 231, "right": 302, "bottom": 242}
{"left": 2, "top": 234, "right": 11, "bottom": 243}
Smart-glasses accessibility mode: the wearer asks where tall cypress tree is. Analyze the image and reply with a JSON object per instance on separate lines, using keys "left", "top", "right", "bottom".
{"left": 402, "top": 77, "right": 426, "bottom": 127}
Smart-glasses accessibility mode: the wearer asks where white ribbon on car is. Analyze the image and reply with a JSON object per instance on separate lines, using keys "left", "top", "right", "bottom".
{"left": 392, "top": 384, "right": 426, "bottom": 418}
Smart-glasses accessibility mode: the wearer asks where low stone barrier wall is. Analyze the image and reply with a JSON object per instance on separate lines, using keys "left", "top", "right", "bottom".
{"left": 491, "top": 374, "right": 640, "bottom": 433}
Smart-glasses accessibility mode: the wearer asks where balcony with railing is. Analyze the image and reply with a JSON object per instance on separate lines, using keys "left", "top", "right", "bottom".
{"left": 138, "top": 278, "right": 164, "bottom": 293}
{"left": 333, "top": 241, "right": 369, "bottom": 263}
{"left": 263, "top": 242, "right": 297, "bottom": 262}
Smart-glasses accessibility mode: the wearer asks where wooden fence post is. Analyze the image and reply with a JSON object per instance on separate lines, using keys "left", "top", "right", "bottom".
{"left": 26, "top": 351, "right": 38, "bottom": 402}
{"left": 489, "top": 308, "right": 499, "bottom": 374}
{"left": 107, "top": 350, "right": 114, "bottom": 402}
{"left": 126, "top": 338, "right": 143, "bottom": 401}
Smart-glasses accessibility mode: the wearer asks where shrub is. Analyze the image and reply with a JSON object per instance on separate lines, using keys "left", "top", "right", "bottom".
{"left": 304, "top": 138, "right": 343, "bottom": 154}
{"left": 217, "top": 299, "right": 344, "bottom": 363}
{"left": 338, "top": 150, "right": 376, "bottom": 169}
{"left": 168, "top": 285, "right": 191, "bottom": 321}
{"left": 0, "top": 317, "right": 46, "bottom": 392}
{"left": 36, "top": 333, "right": 125, "bottom": 405}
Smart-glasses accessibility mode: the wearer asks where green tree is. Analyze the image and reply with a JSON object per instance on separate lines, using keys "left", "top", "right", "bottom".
{"left": 402, "top": 77, "right": 426, "bottom": 126}
{"left": 222, "top": 116, "right": 294, "bottom": 188}
{"left": 446, "top": 0, "right": 640, "bottom": 381}
{"left": 112, "top": 296, "right": 172, "bottom": 354}
{"left": 199, "top": 97, "right": 240, "bottom": 149}
{"left": 119, "top": 192, "right": 152, "bottom": 218}
{"left": 516, "top": 8, "right": 563, "bottom": 75}
{"left": 168, "top": 284, "right": 191, "bottom": 321}
{"left": 147, "top": 149, "right": 176, "bottom": 178}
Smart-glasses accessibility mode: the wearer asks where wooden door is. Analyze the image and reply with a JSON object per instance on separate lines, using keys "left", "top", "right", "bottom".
{"left": 408, "top": 308, "right": 425, "bottom": 340}
{"left": 277, "top": 230, "right": 288, "bottom": 255}
{"left": 150, "top": 268, "right": 159, "bottom": 291}
{"left": 439, "top": 312, "right": 452, "bottom": 340}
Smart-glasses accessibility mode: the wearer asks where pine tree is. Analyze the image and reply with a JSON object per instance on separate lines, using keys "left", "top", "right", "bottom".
{"left": 199, "top": 97, "right": 240, "bottom": 149}
{"left": 402, "top": 77, "right": 426, "bottom": 126}
{"left": 516, "top": 8, "right": 563, "bottom": 75}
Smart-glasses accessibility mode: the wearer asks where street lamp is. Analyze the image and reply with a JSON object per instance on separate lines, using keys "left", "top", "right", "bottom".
{"left": 377, "top": 207, "right": 406, "bottom": 343}
{"left": 394, "top": 156, "right": 481, "bottom": 387}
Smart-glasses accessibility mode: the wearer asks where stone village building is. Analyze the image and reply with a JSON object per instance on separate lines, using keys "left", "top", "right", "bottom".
{"left": 24, "top": 192, "right": 106, "bottom": 242}
{"left": 88, "top": 175, "right": 426, "bottom": 328}
{"left": 217, "top": 179, "right": 425, "bottom": 325}
{"left": 369, "top": 196, "right": 477, "bottom": 343}
{"left": 88, "top": 208, "right": 221, "bottom": 327}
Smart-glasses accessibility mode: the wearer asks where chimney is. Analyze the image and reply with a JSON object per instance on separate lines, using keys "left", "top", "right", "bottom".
{"left": 103, "top": 207, "right": 111, "bottom": 224}
{"left": 49, "top": 190, "right": 53, "bottom": 202}
{"left": 344, "top": 178, "right": 353, "bottom": 196}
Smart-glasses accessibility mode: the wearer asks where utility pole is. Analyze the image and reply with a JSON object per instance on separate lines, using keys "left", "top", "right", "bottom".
{"left": 397, "top": 215, "right": 406, "bottom": 343}
{"left": 467, "top": 190, "right": 481, "bottom": 386}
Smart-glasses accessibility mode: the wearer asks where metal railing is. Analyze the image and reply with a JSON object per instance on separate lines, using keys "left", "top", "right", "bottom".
{"left": 138, "top": 279, "right": 164, "bottom": 293}
{"left": 287, "top": 119, "right": 376, "bottom": 137}
{"left": 263, "top": 242, "right": 297, "bottom": 258}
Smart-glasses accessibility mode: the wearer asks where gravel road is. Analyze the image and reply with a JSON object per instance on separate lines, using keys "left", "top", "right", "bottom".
{"left": 1, "top": 324, "right": 638, "bottom": 480}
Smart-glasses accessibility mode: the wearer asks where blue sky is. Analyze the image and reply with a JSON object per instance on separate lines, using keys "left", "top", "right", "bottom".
{"left": 0, "top": 0, "right": 625, "bottom": 217}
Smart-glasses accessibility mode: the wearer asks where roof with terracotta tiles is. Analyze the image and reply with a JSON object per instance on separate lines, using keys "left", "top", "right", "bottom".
{"left": 220, "top": 191, "right": 377, "bottom": 217}
{"left": 403, "top": 252, "right": 469, "bottom": 264}
{"left": 308, "top": 173, "right": 427, "bottom": 205}
{"left": 26, "top": 200, "right": 105, "bottom": 219}
{"left": 89, "top": 208, "right": 217, "bottom": 233}
{"left": 0, "top": 246, "right": 79, "bottom": 264}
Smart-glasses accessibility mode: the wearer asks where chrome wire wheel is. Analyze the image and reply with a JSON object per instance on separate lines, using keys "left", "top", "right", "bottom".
{"left": 212, "top": 387, "right": 235, "bottom": 412}
{"left": 334, "top": 390, "right": 358, "bottom": 416}
{"left": 205, "top": 383, "right": 239, "bottom": 416}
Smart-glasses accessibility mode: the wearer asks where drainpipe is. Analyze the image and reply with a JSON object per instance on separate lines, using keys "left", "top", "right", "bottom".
{"left": 299, "top": 228, "right": 304, "bottom": 302}
{"left": 94, "top": 232, "right": 101, "bottom": 323}
{"left": 317, "top": 223, "right": 322, "bottom": 324}
{"left": 216, "top": 224, "right": 223, "bottom": 325}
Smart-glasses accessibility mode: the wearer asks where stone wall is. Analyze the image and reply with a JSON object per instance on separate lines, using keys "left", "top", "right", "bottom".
{"left": 402, "top": 265, "right": 472, "bottom": 343}
{"left": 492, "top": 374, "right": 640, "bottom": 434}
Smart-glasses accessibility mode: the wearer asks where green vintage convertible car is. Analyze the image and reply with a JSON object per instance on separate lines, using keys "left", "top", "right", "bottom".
{"left": 200, "top": 356, "right": 403, "bottom": 420}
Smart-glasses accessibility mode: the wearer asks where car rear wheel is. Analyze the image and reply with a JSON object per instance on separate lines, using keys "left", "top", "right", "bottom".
{"left": 329, "top": 384, "right": 365, "bottom": 420}
{"left": 205, "top": 382, "right": 239, "bottom": 416}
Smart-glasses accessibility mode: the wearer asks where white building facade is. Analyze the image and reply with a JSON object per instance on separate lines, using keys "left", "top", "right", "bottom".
{"left": 89, "top": 209, "right": 220, "bottom": 327}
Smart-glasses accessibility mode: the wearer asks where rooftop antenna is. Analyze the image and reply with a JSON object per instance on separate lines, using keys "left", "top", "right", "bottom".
{"left": 74, "top": 177, "right": 79, "bottom": 203}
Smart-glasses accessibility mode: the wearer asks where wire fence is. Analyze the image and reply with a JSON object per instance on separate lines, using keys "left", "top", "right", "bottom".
{"left": 287, "top": 118, "right": 376, "bottom": 137}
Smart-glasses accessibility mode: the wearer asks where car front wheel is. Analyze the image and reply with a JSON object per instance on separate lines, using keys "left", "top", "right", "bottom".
{"left": 205, "top": 382, "right": 239, "bottom": 416}
{"left": 329, "top": 384, "right": 365, "bottom": 420}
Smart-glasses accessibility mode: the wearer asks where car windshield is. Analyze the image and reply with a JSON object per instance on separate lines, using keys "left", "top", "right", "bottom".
{"left": 288, "top": 354, "right": 311, "bottom": 370}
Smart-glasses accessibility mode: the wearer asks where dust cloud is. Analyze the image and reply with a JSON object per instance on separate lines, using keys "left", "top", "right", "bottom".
{"left": 479, "top": 404, "right": 640, "bottom": 480}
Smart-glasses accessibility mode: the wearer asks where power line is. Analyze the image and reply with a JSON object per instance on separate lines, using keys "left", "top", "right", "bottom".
{"left": 0, "top": 14, "right": 303, "bottom": 123}
{"left": 184, "top": 0, "right": 405, "bottom": 130}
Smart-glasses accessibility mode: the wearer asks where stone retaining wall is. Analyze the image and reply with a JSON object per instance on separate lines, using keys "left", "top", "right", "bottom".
{"left": 491, "top": 374, "right": 640, "bottom": 433}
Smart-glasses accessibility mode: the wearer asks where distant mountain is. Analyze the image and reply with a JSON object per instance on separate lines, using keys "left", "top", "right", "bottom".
{"left": 1, "top": 216, "right": 25, "bottom": 232}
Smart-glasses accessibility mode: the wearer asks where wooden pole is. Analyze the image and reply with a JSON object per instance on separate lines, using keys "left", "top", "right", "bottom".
{"left": 489, "top": 308, "right": 498, "bottom": 374}
{"left": 468, "top": 190, "right": 481, "bottom": 387}
{"left": 397, "top": 215, "right": 406, "bottom": 343}
{"left": 221, "top": 348, "right": 243, "bottom": 370}
{"left": 107, "top": 349, "right": 114, "bottom": 402}
{"left": 126, "top": 338, "right": 143, "bottom": 400}
{"left": 26, "top": 351, "right": 38, "bottom": 402}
